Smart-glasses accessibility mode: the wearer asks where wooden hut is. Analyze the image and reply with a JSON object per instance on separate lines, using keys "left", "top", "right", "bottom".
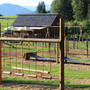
{"left": 12, "top": 13, "right": 59, "bottom": 38}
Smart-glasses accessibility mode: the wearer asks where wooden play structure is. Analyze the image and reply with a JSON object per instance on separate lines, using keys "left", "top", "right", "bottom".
{"left": 64, "top": 26, "right": 90, "bottom": 64}
{"left": 64, "top": 26, "right": 89, "bottom": 57}
{"left": 0, "top": 19, "right": 64, "bottom": 90}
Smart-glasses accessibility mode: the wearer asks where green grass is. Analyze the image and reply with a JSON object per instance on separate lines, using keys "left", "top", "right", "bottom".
{"left": 1, "top": 77, "right": 90, "bottom": 90}
{"left": 2, "top": 42, "right": 56, "bottom": 58}
{"left": 68, "top": 57, "right": 90, "bottom": 61}
{"left": 0, "top": 15, "right": 17, "bottom": 32}
{"left": 68, "top": 41, "right": 90, "bottom": 49}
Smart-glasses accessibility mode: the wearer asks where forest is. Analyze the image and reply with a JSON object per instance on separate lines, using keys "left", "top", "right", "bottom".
{"left": 37, "top": 0, "right": 90, "bottom": 35}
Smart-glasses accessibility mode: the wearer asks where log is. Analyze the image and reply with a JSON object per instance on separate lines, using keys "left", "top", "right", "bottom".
{"left": 42, "top": 75, "right": 52, "bottom": 79}
{"left": 15, "top": 73, "right": 24, "bottom": 76}
{"left": 3, "top": 71, "right": 12, "bottom": 75}
{"left": 52, "top": 76, "right": 59, "bottom": 79}
{"left": 28, "top": 74, "right": 37, "bottom": 78}
{"left": 12, "top": 67, "right": 50, "bottom": 74}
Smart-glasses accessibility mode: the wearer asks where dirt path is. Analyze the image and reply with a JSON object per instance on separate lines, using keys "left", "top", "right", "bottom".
{"left": 1, "top": 84, "right": 59, "bottom": 90}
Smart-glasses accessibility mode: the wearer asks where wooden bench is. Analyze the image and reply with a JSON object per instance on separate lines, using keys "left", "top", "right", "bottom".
{"left": 12, "top": 67, "right": 51, "bottom": 78}
{"left": 12, "top": 67, "right": 50, "bottom": 74}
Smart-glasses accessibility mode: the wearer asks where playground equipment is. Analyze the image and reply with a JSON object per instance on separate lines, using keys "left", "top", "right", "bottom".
{"left": 0, "top": 19, "right": 64, "bottom": 90}
{"left": 64, "top": 26, "right": 89, "bottom": 58}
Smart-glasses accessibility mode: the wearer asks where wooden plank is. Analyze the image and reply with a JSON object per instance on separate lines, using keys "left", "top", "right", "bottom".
{"left": 12, "top": 67, "right": 50, "bottom": 74}
{"left": 0, "top": 37, "right": 60, "bottom": 43}
{"left": 59, "top": 18, "right": 64, "bottom": 90}
{"left": 0, "top": 23, "right": 1, "bottom": 84}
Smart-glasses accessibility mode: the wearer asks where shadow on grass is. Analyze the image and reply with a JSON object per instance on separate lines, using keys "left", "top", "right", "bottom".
{"left": 65, "top": 84, "right": 90, "bottom": 89}
{"left": 2, "top": 77, "right": 90, "bottom": 89}
{"left": 2, "top": 77, "right": 59, "bottom": 87}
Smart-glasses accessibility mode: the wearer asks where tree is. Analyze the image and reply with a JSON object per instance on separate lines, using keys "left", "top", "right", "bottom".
{"left": 37, "top": 1, "right": 46, "bottom": 13}
{"left": 50, "top": 0, "right": 73, "bottom": 21}
{"left": 0, "top": 14, "right": 2, "bottom": 16}
{"left": 72, "top": 0, "right": 89, "bottom": 21}
{"left": 87, "top": 1, "right": 90, "bottom": 19}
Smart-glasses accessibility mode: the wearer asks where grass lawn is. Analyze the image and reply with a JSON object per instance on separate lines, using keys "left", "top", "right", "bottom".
{"left": 68, "top": 41, "right": 90, "bottom": 50}
{"left": 68, "top": 57, "right": 90, "bottom": 61}
{"left": 0, "top": 15, "right": 17, "bottom": 33}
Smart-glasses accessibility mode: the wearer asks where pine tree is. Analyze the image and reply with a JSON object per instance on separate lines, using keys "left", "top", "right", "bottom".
{"left": 37, "top": 1, "right": 46, "bottom": 13}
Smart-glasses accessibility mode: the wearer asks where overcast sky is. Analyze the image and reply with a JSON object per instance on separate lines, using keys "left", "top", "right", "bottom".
{"left": 0, "top": 0, "right": 52, "bottom": 6}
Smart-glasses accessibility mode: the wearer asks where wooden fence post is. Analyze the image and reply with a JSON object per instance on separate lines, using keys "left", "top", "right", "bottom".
{"left": 59, "top": 18, "right": 64, "bottom": 90}
{"left": 56, "top": 43, "right": 59, "bottom": 63}
{"left": 65, "top": 36, "right": 67, "bottom": 57}
{"left": 67, "top": 35, "right": 69, "bottom": 54}
{"left": 73, "top": 31, "right": 75, "bottom": 49}
{"left": 77, "top": 32, "right": 78, "bottom": 49}
{"left": 0, "top": 23, "right": 1, "bottom": 84}
{"left": 86, "top": 34, "right": 88, "bottom": 58}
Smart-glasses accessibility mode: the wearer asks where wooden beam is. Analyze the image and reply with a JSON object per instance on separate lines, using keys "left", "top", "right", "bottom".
{"left": 56, "top": 43, "right": 59, "bottom": 63}
{"left": 73, "top": 31, "right": 75, "bottom": 49}
{"left": 7, "top": 23, "right": 8, "bottom": 37}
{"left": 0, "top": 38, "right": 61, "bottom": 43}
{"left": 0, "top": 23, "right": 1, "bottom": 84}
{"left": 43, "top": 26, "right": 82, "bottom": 28}
{"left": 80, "top": 26, "right": 83, "bottom": 43}
{"left": 12, "top": 67, "right": 50, "bottom": 74}
{"left": 65, "top": 26, "right": 83, "bottom": 28}
{"left": 59, "top": 18, "right": 64, "bottom": 90}
{"left": 86, "top": 34, "right": 88, "bottom": 58}
{"left": 65, "top": 37, "right": 67, "bottom": 57}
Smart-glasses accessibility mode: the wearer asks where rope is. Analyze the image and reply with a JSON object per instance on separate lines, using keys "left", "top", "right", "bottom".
{"left": 9, "top": 42, "right": 11, "bottom": 72}
{"left": 50, "top": 43, "right": 51, "bottom": 73}
{"left": 42, "top": 43, "right": 44, "bottom": 75}
{"left": 35, "top": 42, "right": 37, "bottom": 74}
{"left": 22, "top": 43, "right": 23, "bottom": 73}
{"left": 3, "top": 42, "right": 5, "bottom": 71}
{"left": 16, "top": 42, "right": 17, "bottom": 72}
{"left": 28, "top": 42, "right": 30, "bottom": 74}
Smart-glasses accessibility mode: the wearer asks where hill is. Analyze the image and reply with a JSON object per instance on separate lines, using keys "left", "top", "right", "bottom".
{"left": 0, "top": 3, "right": 33, "bottom": 16}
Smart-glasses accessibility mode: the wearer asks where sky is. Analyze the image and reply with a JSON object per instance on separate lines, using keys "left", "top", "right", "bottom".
{"left": 0, "top": 0, "right": 52, "bottom": 6}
